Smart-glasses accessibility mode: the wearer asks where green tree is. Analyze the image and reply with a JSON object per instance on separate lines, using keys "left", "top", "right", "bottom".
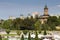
{"left": 6, "top": 29, "right": 10, "bottom": 38}
{"left": 0, "top": 20, "right": 4, "bottom": 29}
{"left": 35, "top": 31, "right": 39, "bottom": 40}
{"left": 28, "top": 32, "right": 31, "bottom": 40}
{"left": 34, "top": 20, "right": 41, "bottom": 30}
{"left": 16, "top": 30, "right": 21, "bottom": 40}
{"left": 0, "top": 35, "right": 2, "bottom": 40}
{"left": 2, "top": 19, "right": 12, "bottom": 29}
{"left": 43, "top": 30, "right": 47, "bottom": 35}
{"left": 13, "top": 18, "right": 21, "bottom": 30}
{"left": 57, "top": 16, "right": 60, "bottom": 25}
{"left": 16, "top": 30, "right": 21, "bottom": 36}
{"left": 6, "top": 29, "right": 10, "bottom": 34}
{"left": 23, "top": 30, "right": 28, "bottom": 35}
{"left": 21, "top": 35, "right": 24, "bottom": 40}
{"left": 21, "top": 18, "right": 36, "bottom": 30}
{"left": 11, "top": 16, "right": 37, "bottom": 30}
{"left": 47, "top": 16, "right": 58, "bottom": 30}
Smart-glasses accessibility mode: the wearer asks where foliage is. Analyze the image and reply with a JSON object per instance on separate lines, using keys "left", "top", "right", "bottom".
{"left": 16, "top": 30, "right": 21, "bottom": 36}
{"left": 43, "top": 30, "right": 47, "bottom": 35}
{"left": 28, "top": 32, "right": 31, "bottom": 40}
{"left": 0, "top": 16, "right": 60, "bottom": 30}
{"left": 35, "top": 31, "right": 39, "bottom": 40}
{"left": 6, "top": 29, "right": 10, "bottom": 34}
{"left": 47, "top": 16, "right": 58, "bottom": 26}
{"left": 0, "top": 35, "right": 2, "bottom": 40}
{"left": 2, "top": 19, "right": 12, "bottom": 29}
{"left": 21, "top": 35, "right": 24, "bottom": 40}
{"left": 12, "top": 18, "right": 21, "bottom": 30}
{"left": 5, "top": 29, "right": 10, "bottom": 38}
{"left": 23, "top": 30, "right": 28, "bottom": 35}
{"left": 34, "top": 20, "right": 41, "bottom": 30}
{"left": 47, "top": 16, "right": 58, "bottom": 30}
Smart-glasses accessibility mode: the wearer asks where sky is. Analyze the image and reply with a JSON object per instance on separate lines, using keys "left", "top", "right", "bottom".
{"left": 0, "top": 0, "right": 60, "bottom": 19}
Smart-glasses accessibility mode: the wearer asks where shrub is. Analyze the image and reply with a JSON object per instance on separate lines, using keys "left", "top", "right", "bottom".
{"left": 0, "top": 35, "right": 2, "bottom": 40}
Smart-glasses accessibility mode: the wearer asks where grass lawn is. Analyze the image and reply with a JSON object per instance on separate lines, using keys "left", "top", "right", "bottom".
{"left": 0, "top": 34, "right": 17, "bottom": 37}
{"left": 2, "top": 38, "right": 8, "bottom": 40}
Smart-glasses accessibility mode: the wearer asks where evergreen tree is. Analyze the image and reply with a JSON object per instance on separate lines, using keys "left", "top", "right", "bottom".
{"left": 0, "top": 35, "right": 2, "bottom": 40}
{"left": 28, "top": 32, "right": 31, "bottom": 40}
{"left": 21, "top": 35, "right": 24, "bottom": 40}
{"left": 43, "top": 30, "right": 47, "bottom": 35}
{"left": 35, "top": 31, "right": 39, "bottom": 40}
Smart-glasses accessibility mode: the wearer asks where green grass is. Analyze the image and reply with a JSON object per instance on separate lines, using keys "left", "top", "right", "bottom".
{"left": 0, "top": 34, "right": 17, "bottom": 36}
{"left": 2, "top": 38, "right": 8, "bottom": 40}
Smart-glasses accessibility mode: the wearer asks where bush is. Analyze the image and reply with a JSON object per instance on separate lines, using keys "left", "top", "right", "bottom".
{"left": 0, "top": 35, "right": 2, "bottom": 40}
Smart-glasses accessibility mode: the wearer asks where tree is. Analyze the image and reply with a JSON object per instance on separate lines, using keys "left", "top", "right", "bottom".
{"left": 16, "top": 30, "right": 21, "bottom": 36}
{"left": 0, "top": 20, "right": 4, "bottom": 29}
{"left": 13, "top": 18, "right": 21, "bottom": 30}
{"left": 43, "top": 30, "right": 47, "bottom": 35}
{"left": 41, "top": 23, "right": 51, "bottom": 30}
{"left": 23, "top": 30, "right": 28, "bottom": 35}
{"left": 50, "top": 23, "right": 56, "bottom": 30}
{"left": 6, "top": 29, "right": 10, "bottom": 34}
{"left": 34, "top": 20, "right": 41, "bottom": 30}
{"left": 35, "top": 31, "right": 39, "bottom": 40}
{"left": 13, "top": 17, "right": 38, "bottom": 30}
{"left": 57, "top": 16, "right": 60, "bottom": 25}
{"left": 28, "top": 32, "right": 31, "bottom": 40}
{"left": 20, "top": 18, "right": 36, "bottom": 30}
{"left": 47, "top": 16, "right": 58, "bottom": 30}
{"left": 16, "top": 30, "right": 21, "bottom": 40}
{"left": 21, "top": 35, "right": 24, "bottom": 40}
{"left": 0, "top": 35, "right": 2, "bottom": 40}
{"left": 2, "top": 19, "right": 12, "bottom": 29}
{"left": 47, "top": 16, "right": 57, "bottom": 25}
{"left": 6, "top": 29, "right": 10, "bottom": 38}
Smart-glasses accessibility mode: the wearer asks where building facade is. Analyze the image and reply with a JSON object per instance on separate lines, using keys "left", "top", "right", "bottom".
{"left": 40, "top": 5, "right": 49, "bottom": 24}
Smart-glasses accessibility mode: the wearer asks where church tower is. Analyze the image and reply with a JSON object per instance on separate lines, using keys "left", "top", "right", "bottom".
{"left": 44, "top": 5, "right": 49, "bottom": 16}
{"left": 40, "top": 5, "right": 50, "bottom": 24}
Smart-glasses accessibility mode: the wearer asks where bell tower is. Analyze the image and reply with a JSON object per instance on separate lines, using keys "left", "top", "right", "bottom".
{"left": 44, "top": 5, "right": 49, "bottom": 16}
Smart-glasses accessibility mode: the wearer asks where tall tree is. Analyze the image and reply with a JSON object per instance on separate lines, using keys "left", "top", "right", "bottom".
{"left": 34, "top": 20, "right": 41, "bottom": 30}
{"left": 0, "top": 35, "right": 2, "bottom": 40}
{"left": 21, "top": 35, "right": 24, "bottom": 40}
{"left": 35, "top": 31, "right": 39, "bottom": 40}
{"left": 28, "top": 32, "right": 31, "bottom": 40}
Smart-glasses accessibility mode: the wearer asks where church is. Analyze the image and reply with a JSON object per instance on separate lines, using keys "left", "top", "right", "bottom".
{"left": 40, "top": 5, "right": 50, "bottom": 24}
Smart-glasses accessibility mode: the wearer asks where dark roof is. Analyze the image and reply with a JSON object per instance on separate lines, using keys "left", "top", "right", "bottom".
{"left": 44, "top": 5, "right": 48, "bottom": 9}
{"left": 43, "top": 14, "right": 50, "bottom": 16}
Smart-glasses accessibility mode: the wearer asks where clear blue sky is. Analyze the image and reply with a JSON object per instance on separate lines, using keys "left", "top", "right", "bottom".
{"left": 0, "top": 0, "right": 60, "bottom": 19}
